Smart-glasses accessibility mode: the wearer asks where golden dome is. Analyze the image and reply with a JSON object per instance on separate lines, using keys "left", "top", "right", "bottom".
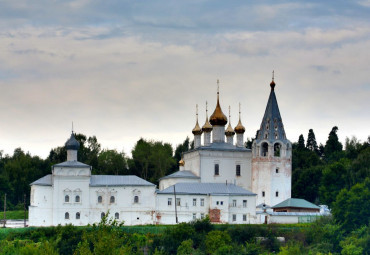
{"left": 192, "top": 120, "right": 202, "bottom": 135}
{"left": 192, "top": 104, "right": 203, "bottom": 135}
{"left": 202, "top": 101, "right": 213, "bottom": 132}
{"left": 179, "top": 159, "right": 185, "bottom": 166}
{"left": 225, "top": 122, "right": 235, "bottom": 136}
{"left": 234, "top": 119, "right": 246, "bottom": 134}
{"left": 209, "top": 81, "right": 227, "bottom": 126}
{"left": 235, "top": 103, "right": 245, "bottom": 134}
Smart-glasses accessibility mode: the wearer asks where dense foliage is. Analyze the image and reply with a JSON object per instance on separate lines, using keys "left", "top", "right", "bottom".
{"left": 0, "top": 216, "right": 368, "bottom": 254}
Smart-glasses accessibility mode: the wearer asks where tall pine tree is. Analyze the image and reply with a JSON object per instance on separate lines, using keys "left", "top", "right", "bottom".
{"left": 324, "top": 126, "right": 343, "bottom": 159}
{"left": 306, "top": 129, "right": 319, "bottom": 154}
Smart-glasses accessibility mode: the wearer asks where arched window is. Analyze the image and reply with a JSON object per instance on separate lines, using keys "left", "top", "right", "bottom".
{"left": 65, "top": 195, "right": 69, "bottom": 203}
{"left": 65, "top": 212, "right": 69, "bottom": 219}
{"left": 274, "top": 143, "right": 281, "bottom": 157}
{"left": 115, "top": 212, "right": 119, "bottom": 219}
{"left": 76, "top": 212, "right": 80, "bottom": 219}
{"left": 261, "top": 142, "right": 268, "bottom": 157}
{"left": 110, "top": 196, "right": 115, "bottom": 203}
{"left": 75, "top": 195, "right": 80, "bottom": 203}
{"left": 98, "top": 196, "right": 102, "bottom": 203}
{"left": 134, "top": 195, "right": 139, "bottom": 203}
{"left": 101, "top": 212, "right": 105, "bottom": 219}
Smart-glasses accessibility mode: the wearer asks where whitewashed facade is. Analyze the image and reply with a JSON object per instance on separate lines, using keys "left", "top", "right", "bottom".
{"left": 29, "top": 78, "right": 291, "bottom": 226}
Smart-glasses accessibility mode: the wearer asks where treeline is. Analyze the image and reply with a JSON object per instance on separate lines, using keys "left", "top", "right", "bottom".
{"left": 0, "top": 215, "right": 369, "bottom": 254}
{"left": 0, "top": 135, "right": 192, "bottom": 209}
{"left": 291, "top": 127, "right": 369, "bottom": 209}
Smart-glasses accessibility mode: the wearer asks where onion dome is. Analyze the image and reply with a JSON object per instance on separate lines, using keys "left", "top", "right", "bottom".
{"left": 65, "top": 132, "right": 80, "bottom": 150}
{"left": 202, "top": 101, "right": 213, "bottom": 132}
{"left": 225, "top": 106, "right": 235, "bottom": 136}
{"left": 209, "top": 80, "right": 227, "bottom": 126}
{"left": 179, "top": 158, "right": 185, "bottom": 166}
{"left": 234, "top": 103, "right": 246, "bottom": 134}
{"left": 234, "top": 119, "right": 246, "bottom": 134}
{"left": 225, "top": 122, "right": 235, "bottom": 136}
{"left": 192, "top": 104, "right": 203, "bottom": 135}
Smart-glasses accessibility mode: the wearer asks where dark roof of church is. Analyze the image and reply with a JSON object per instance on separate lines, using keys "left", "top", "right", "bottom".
{"left": 255, "top": 81, "right": 288, "bottom": 144}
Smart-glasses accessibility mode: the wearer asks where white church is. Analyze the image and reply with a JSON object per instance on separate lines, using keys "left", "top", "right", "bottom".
{"left": 29, "top": 77, "right": 293, "bottom": 226}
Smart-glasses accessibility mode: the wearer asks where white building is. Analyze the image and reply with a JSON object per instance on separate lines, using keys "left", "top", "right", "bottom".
{"left": 29, "top": 77, "right": 291, "bottom": 226}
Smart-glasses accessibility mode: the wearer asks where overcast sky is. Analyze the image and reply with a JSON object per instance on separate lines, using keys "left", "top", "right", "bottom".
{"left": 0, "top": 0, "right": 369, "bottom": 159}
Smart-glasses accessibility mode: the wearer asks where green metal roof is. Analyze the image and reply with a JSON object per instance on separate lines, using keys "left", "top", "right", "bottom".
{"left": 272, "top": 198, "right": 320, "bottom": 209}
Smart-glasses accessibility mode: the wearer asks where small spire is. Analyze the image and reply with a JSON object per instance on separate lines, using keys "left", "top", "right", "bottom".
{"left": 206, "top": 101, "right": 208, "bottom": 116}
{"left": 72, "top": 121, "right": 74, "bottom": 134}
{"left": 229, "top": 105, "right": 231, "bottom": 121}
{"left": 217, "top": 79, "right": 219, "bottom": 95}
{"left": 235, "top": 102, "right": 246, "bottom": 134}
{"left": 270, "top": 70, "right": 276, "bottom": 90}
{"left": 196, "top": 104, "right": 198, "bottom": 119}
{"left": 202, "top": 101, "right": 213, "bottom": 132}
{"left": 210, "top": 79, "right": 228, "bottom": 126}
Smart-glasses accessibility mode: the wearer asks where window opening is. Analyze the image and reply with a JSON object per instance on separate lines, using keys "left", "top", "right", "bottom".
{"left": 168, "top": 198, "right": 172, "bottom": 206}
{"left": 236, "top": 165, "right": 241, "bottom": 176}
{"left": 214, "top": 164, "right": 219, "bottom": 176}
{"left": 76, "top": 212, "right": 80, "bottom": 219}
{"left": 101, "top": 212, "right": 105, "bottom": 219}
{"left": 261, "top": 142, "right": 268, "bottom": 157}
{"left": 274, "top": 143, "right": 281, "bottom": 157}
{"left": 232, "top": 200, "right": 237, "bottom": 207}
{"left": 243, "top": 200, "right": 247, "bottom": 208}
{"left": 115, "top": 213, "right": 119, "bottom": 219}
{"left": 110, "top": 196, "right": 115, "bottom": 203}
{"left": 134, "top": 196, "right": 139, "bottom": 203}
{"left": 200, "top": 198, "right": 204, "bottom": 206}
{"left": 276, "top": 191, "right": 279, "bottom": 197}
{"left": 262, "top": 191, "right": 265, "bottom": 197}
{"left": 243, "top": 214, "right": 247, "bottom": 221}
{"left": 65, "top": 212, "right": 69, "bottom": 220}
{"left": 232, "top": 214, "right": 236, "bottom": 221}
{"left": 75, "top": 195, "right": 80, "bottom": 203}
{"left": 98, "top": 196, "right": 102, "bottom": 203}
{"left": 176, "top": 198, "right": 181, "bottom": 206}
{"left": 65, "top": 195, "right": 69, "bottom": 203}
{"left": 193, "top": 198, "right": 197, "bottom": 206}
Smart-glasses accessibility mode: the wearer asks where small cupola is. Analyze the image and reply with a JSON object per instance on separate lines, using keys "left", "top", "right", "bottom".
{"left": 65, "top": 132, "right": 79, "bottom": 161}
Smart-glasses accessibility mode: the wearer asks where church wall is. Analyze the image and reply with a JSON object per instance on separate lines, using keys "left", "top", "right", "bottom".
{"left": 155, "top": 194, "right": 209, "bottom": 224}
{"left": 29, "top": 185, "right": 53, "bottom": 226}
{"left": 183, "top": 151, "right": 201, "bottom": 176}
{"left": 198, "top": 150, "right": 252, "bottom": 190}
{"left": 52, "top": 174, "right": 91, "bottom": 226}
{"left": 88, "top": 186, "right": 156, "bottom": 225}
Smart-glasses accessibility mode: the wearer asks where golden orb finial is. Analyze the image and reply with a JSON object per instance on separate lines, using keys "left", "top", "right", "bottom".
{"left": 270, "top": 70, "right": 276, "bottom": 90}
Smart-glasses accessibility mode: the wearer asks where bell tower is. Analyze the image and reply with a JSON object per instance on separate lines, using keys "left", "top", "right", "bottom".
{"left": 252, "top": 72, "right": 292, "bottom": 207}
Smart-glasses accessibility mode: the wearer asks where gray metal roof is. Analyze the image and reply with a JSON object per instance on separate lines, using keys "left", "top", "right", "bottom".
{"left": 53, "top": 161, "right": 90, "bottom": 168}
{"left": 31, "top": 174, "right": 52, "bottom": 186}
{"left": 157, "top": 183, "right": 256, "bottom": 196}
{"left": 272, "top": 198, "right": 320, "bottom": 209}
{"left": 256, "top": 203, "right": 271, "bottom": 209}
{"left": 90, "top": 175, "right": 155, "bottom": 187}
{"left": 31, "top": 174, "right": 155, "bottom": 187}
{"left": 159, "top": 170, "right": 200, "bottom": 181}
{"left": 186, "top": 142, "right": 250, "bottom": 154}
{"left": 255, "top": 83, "right": 289, "bottom": 144}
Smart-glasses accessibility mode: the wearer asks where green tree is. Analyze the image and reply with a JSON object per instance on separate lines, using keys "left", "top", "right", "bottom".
{"left": 297, "top": 134, "right": 306, "bottom": 151}
{"left": 319, "top": 159, "right": 351, "bottom": 206}
{"left": 205, "top": 230, "right": 232, "bottom": 254}
{"left": 324, "top": 126, "right": 343, "bottom": 161}
{"left": 306, "top": 129, "right": 319, "bottom": 154}
{"left": 177, "top": 239, "right": 195, "bottom": 255}
{"left": 96, "top": 149, "right": 128, "bottom": 175}
{"left": 332, "top": 178, "right": 370, "bottom": 232}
